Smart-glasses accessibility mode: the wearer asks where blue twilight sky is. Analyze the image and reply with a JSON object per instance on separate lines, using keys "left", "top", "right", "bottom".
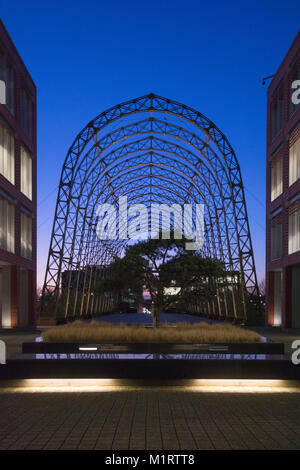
{"left": 1, "top": 0, "right": 299, "bottom": 286}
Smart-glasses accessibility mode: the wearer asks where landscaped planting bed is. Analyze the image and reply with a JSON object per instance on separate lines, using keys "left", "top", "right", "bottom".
{"left": 41, "top": 320, "right": 262, "bottom": 343}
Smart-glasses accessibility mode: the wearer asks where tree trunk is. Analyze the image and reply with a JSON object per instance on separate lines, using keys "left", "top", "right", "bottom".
{"left": 155, "top": 309, "right": 161, "bottom": 328}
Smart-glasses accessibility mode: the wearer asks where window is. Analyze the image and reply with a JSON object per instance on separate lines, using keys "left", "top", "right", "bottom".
{"left": 289, "top": 130, "right": 300, "bottom": 186}
{"left": 0, "top": 123, "right": 14, "bottom": 184}
{"left": 271, "top": 154, "right": 283, "bottom": 201}
{"left": 21, "top": 147, "right": 32, "bottom": 200}
{"left": 271, "top": 224, "right": 282, "bottom": 260}
{"left": 20, "top": 211, "right": 32, "bottom": 260}
{"left": 271, "top": 95, "right": 283, "bottom": 141}
{"left": 0, "top": 48, "right": 14, "bottom": 115}
{"left": 0, "top": 197, "right": 15, "bottom": 253}
{"left": 289, "top": 204, "right": 300, "bottom": 255}
{"left": 271, "top": 212, "right": 283, "bottom": 261}
{"left": 20, "top": 89, "right": 33, "bottom": 140}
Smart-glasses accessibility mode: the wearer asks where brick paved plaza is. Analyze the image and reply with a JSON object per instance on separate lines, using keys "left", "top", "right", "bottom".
{"left": 1, "top": 315, "right": 300, "bottom": 450}
{"left": 0, "top": 388, "right": 300, "bottom": 450}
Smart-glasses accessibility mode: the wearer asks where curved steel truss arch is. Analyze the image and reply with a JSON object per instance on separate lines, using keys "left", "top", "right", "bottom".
{"left": 41, "top": 93, "right": 261, "bottom": 321}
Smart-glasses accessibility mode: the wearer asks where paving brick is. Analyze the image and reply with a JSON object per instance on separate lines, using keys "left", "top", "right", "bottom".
{"left": 0, "top": 390, "right": 300, "bottom": 449}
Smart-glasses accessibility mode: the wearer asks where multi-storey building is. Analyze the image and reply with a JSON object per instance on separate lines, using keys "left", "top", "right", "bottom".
{"left": 0, "top": 19, "right": 36, "bottom": 327}
{"left": 266, "top": 31, "right": 300, "bottom": 328}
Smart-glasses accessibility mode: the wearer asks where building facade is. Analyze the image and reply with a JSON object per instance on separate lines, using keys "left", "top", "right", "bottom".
{"left": 0, "top": 20, "right": 36, "bottom": 327}
{"left": 266, "top": 31, "right": 300, "bottom": 328}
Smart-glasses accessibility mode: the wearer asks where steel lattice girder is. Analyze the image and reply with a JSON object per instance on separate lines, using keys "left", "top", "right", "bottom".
{"left": 41, "top": 93, "right": 261, "bottom": 320}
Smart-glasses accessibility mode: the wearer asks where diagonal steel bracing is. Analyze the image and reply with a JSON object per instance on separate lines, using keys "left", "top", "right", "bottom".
{"left": 41, "top": 93, "right": 261, "bottom": 320}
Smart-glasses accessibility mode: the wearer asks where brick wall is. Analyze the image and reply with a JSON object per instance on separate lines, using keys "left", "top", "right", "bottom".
{"left": 266, "top": 31, "right": 300, "bottom": 327}
{"left": 0, "top": 19, "right": 37, "bottom": 327}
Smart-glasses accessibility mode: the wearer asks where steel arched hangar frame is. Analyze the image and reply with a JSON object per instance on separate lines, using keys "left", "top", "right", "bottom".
{"left": 41, "top": 93, "right": 260, "bottom": 321}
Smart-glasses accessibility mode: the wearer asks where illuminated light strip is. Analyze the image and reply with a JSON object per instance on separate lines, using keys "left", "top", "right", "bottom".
{"left": 78, "top": 347, "right": 98, "bottom": 351}
{"left": 0, "top": 379, "right": 300, "bottom": 393}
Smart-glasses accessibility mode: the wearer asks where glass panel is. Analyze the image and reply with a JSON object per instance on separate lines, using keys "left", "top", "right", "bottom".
{"left": 289, "top": 136, "right": 300, "bottom": 186}
{"left": 0, "top": 123, "right": 14, "bottom": 184}
{"left": 271, "top": 98, "right": 283, "bottom": 141}
{"left": 0, "top": 49, "right": 14, "bottom": 115}
{"left": 0, "top": 198, "right": 15, "bottom": 253}
{"left": 271, "top": 223, "right": 282, "bottom": 260}
{"left": 20, "top": 89, "right": 33, "bottom": 140}
{"left": 289, "top": 209, "right": 300, "bottom": 254}
{"left": 271, "top": 155, "right": 283, "bottom": 201}
{"left": 21, "top": 212, "right": 32, "bottom": 260}
{"left": 21, "top": 147, "right": 32, "bottom": 200}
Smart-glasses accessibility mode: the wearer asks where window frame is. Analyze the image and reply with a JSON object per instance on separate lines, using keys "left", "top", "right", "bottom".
{"left": 20, "top": 146, "right": 33, "bottom": 200}
{"left": 0, "top": 122, "right": 15, "bottom": 185}
{"left": 20, "top": 209, "right": 33, "bottom": 260}
{"left": 270, "top": 153, "right": 283, "bottom": 201}
{"left": 0, "top": 194, "right": 15, "bottom": 254}
{"left": 0, "top": 45, "right": 15, "bottom": 116}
